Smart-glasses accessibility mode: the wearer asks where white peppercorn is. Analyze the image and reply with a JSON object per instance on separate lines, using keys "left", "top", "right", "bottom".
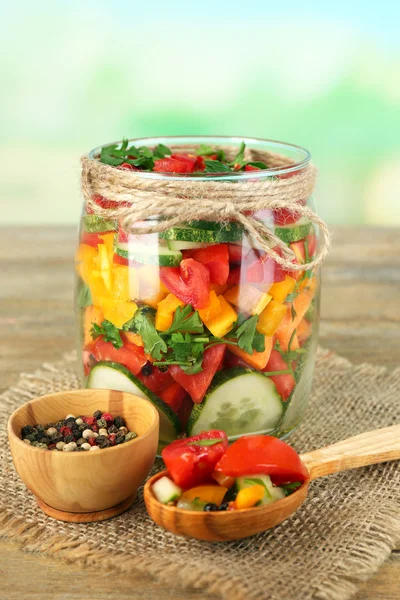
{"left": 98, "top": 428, "right": 108, "bottom": 436}
{"left": 56, "top": 441, "right": 66, "bottom": 451}
{"left": 75, "top": 418, "right": 84, "bottom": 425}
{"left": 46, "top": 427, "right": 57, "bottom": 437}
{"left": 81, "top": 443, "right": 91, "bottom": 451}
{"left": 89, "top": 445, "right": 100, "bottom": 451}
{"left": 82, "top": 429, "right": 96, "bottom": 439}
{"left": 66, "top": 414, "right": 76, "bottom": 419}
{"left": 63, "top": 442, "right": 77, "bottom": 452}
{"left": 23, "top": 438, "right": 31, "bottom": 445}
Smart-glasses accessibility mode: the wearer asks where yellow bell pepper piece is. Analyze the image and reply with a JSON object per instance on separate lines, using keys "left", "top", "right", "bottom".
{"left": 257, "top": 300, "right": 287, "bottom": 336}
{"left": 89, "top": 270, "right": 111, "bottom": 307}
{"left": 179, "top": 485, "right": 228, "bottom": 507}
{"left": 155, "top": 294, "right": 185, "bottom": 331}
{"left": 269, "top": 275, "right": 297, "bottom": 303}
{"left": 99, "top": 298, "right": 138, "bottom": 328}
{"left": 201, "top": 296, "right": 237, "bottom": 338}
{"left": 99, "top": 232, "right": 115, "bottom": 262}
{"left": 123, "top": 332, "right": 144, "bottom": 347}
{"left": 236, "top": 484, "right": 265, "bottom": 509}
{"left": 198, "top": 290, "right": 222, "bottom": 322}
{"left": 97, "top": 244, "right": 112, "bottom": 291}
{"left": 224, "top": 284, "right": 272, "bottom": 316}
{"left": 111, "top": 265, "right": 130, "bottom": 302}
{"left": 75, "top": 244, "right": 98, "bottom": 284}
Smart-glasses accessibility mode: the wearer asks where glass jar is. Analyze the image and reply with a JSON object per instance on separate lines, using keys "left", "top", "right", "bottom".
{"left": 75, "top": 136, "right": 320, "bottom": 450}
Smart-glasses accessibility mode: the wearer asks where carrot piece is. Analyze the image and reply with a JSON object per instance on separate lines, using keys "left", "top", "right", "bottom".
{"left": 228, "top": 335, "right": 273, "bottom": 370}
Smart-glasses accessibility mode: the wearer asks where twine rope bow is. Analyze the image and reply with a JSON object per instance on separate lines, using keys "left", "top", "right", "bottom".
{"left": 81, "top": 147, "right": 331, "bottom": 271}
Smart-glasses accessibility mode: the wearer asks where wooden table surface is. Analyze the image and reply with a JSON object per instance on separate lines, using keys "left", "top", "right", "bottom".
{"left": 1, "top": 226, "right": 399, "bottom": 600}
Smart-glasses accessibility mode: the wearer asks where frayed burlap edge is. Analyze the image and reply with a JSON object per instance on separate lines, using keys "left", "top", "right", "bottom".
{"left": 1, "top": 349, "right": 399, "bottom": 600}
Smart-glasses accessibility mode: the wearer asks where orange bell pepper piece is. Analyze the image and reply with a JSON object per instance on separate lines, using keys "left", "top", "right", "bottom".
{"left": 236, "top": 484, "right": 265, "bottom": 509}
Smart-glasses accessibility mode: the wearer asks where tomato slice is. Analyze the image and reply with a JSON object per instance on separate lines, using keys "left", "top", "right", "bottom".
{"left": 169, "top": 344, "right": 226, "bottom": 404}
{"left": 176, "top": 395, "right": 194, "bottom": 430}
{"left": 160, "top": 258, "right": 210, "bottom": 309}
{"left": 81, "top": 231, "right": 105, "bottom": 247}
{"left": 263, "top": 349, "right": 295, "bottom": 401}
{"left": 154, "top": 157, "right": 193, "bottom": 173}
{"left": 227, "top": 267, "right": 241, "bottom": 285}
{"left": 214, "top": 435, "right": 309, "bottom": 484}
{"left": 162, "top": 430, "right": 229, "bottom": 488}
{"left": 91, "top": 338, "right": 148, "bottom": 376}
{"left": 190, "top": 244, "right": 229, "bottom": 285}
{"left": 137, "top": 366, "right": 174, "bottom": 394}
{"left": 158, "top": 382, "right": 187, "bottom": 414}
{"left": 171, "top": 154, "right": 197, "bottom": 171}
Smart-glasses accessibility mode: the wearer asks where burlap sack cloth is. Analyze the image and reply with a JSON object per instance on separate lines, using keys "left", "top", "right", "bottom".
{"left": 1, "top": 348, "right": 399, "bottom": 600}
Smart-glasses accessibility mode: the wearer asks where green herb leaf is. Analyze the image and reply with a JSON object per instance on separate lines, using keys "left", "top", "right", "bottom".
{"left": 77, "top": 283, "right": 92, "bottom": 309}
{"left": 243, "top": 477, "right": 271, "bottom": 498}
{"left": 291, "top": 304, "right": 297, "bottom": 322}
{"left": 162, "top": 305, "right": 204, "bottom": 335}
{"left": 203, "top": 160, "right": 232, "bottom": 173}
{"left": 91, "top": 320, "right": 123, "bottom": 349}
{"left": 188, "top": 438, "right": 225, "bottom": 447}
{"left": 234, "top": 315, "right": 265, "bottom": 354}
{"left": 153, "top": 143, "right": 172, "bottom": 158}
{"left": 246, "top": 161, "right": 268, "bottom": 169}
{"left": 281, "top": 481, "right": 302, "bottom": 496}
{"left": 196, "top": 144, "right": 215, "bottom": 156}
{"left": 127, "top": 308, "right": 167, "bottom": 360}
{"left": 285, "top": 292, "right": 298, "bottom": 303}
{"left": 231, "top": 141, "right": 246, "bottom": 166}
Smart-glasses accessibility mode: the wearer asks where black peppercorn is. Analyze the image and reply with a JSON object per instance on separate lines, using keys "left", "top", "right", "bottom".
{"left": 99, "top": 438, "right": 111, "bottom": 449}
{"left": 108, "top": 424, "right": 118, "bottom": 434}
{"left": 114, "top": 416, "right": 125, "bottom": 429}
{"left": 93, "top": 410, "right": 102, "bottom": 420}
{"left": 64, "top": 434, "right": 74, "bottom": 443}
{"left": 115, "top": 434, "right": 125, "bottom": 445}
{"left": 219, "top": 503, "right": 229, "bottom": 511}
{"left": 24, "top": 433, "right": 37, "bottom": 443}
{"left": 65, "top": 417, "right": 76, "bottom": 428}
{"left": 21, "top": 425, "right": 34, "bottom": 437}
{"left": 141, "top": 363, "right": 153, "bottom": 376}
{"left": 55, "top": 421, "right": 65, "bottom": 431}
{"left": 39, "top": 437, "right": 50, "bottom": 446}
{"left": 203, "top": 503, "right": 218, "bottom": 512}
{"left": 95, "top": 435, "right": 107, "bottom": 445}
{"left": 157, "top": 365, "right": 169, "bottom": 373}
{"left": 71, "top": 427, "right": 81, "bottom": 440}
{"left": 36, "top": 424, "right": 45, "bottom": 433}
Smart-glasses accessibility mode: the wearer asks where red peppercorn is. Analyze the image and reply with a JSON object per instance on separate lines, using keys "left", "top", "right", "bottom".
{"left": 88, "top": 437, "right": 97, "bottom": 446}
{"left": 101, "top": 413, "right": 113, "bottom": 424}
{"left": 108, "top": 434, "right": 116, "bottom": 445}
{"left": 83, "top": 416, "right": 97, "bottom": 426}
{"left": 60, "top": 426, "right": 72, "bottom": 437}
{"left": 92, "top": 424, "right": 99, "bottom": 433}
{"left": 48, "top": 444, "right": 56, "bottom": 450}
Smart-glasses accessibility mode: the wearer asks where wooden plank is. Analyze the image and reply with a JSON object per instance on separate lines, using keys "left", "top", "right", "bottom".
{"left": 1, "top": 225, "right": 399, "bottom": 600}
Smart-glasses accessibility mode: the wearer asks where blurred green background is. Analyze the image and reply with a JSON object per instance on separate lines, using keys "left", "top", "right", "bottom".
{"left": 1, "top": 0, "right": 400, "bottom": 226}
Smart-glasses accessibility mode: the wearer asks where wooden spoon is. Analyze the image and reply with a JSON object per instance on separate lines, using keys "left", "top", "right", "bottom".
{"left": 144, "top": 424, "right": 400, "bottom": 541}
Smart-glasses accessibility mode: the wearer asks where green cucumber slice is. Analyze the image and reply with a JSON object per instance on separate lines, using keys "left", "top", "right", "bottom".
{"left": 87, "top": 361, "right": 180, "bottom": 450}
{"left": 236, "top": 474, "right": 285, "bottom": 505}
{"left": 161, "top": 225, "right": 242, "bottom": 243}
{"left": 83, "top": 215, "right": 117, "bottom": 233}
{"left": 152, "top": 476, "right": 182, "bottom": 504}
{"left": 187, "top": 220, "right": 244, "bottom": 236}
{"left": 114, "top": 242, "right": 182, "bottom": 267}
{"left": 167, "top": 240, "right": 211, "bottom": 251}
{"left": 274, "top": 219, "right": 311, "bottom": 243}
{"left": 187, "top": 367, "right": 283, "bottom": 438}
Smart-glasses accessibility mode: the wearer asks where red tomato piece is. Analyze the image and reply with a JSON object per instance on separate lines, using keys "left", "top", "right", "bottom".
{"left": 158, "top": 382, "right": 187, "bottom": 414}
{"left": 154, "top": 157, "right": 193, "bottom": 173}
{"left": 176, "top": 395, "right": 194, "bottom": 430}
{"left": 91, "top": 338, "right": 148, "bottom": 376}
{"left": 171, "top": 154, "right": 197, "bottom": 171}
{"left": 228, "top": 243, "right": 244, "bottom": 264}
{"left": 245, "top": 254, "right": 286, "bottom": 284}
{"left": 224, "top": 351, "right": 249, "bottom": 370}
{"left": 81, "top": 231, "right": 105, "bottom": 247}
{"left": 82, "top": 344, "right": 97, "bottom": 376}
{"left": 137, "top": 367, "right": 174, "bottom": 394}
{"left": 169, "top": 344, "right": 226, "bottom": 404}
{"left": 160, "top": 258, "right": 210, "bottom": 309}
{"left": 227, "top": 267, "right": 241, "bottom": 285}
{"left": 214, "top": 435, "right": 310, "bottom": 484}
{"left": 244, "top": 164, "right": 261, "bottom": 172}
{"left": 190, "top": 244, "right": 229, "bottom": 285}
{"left": 162, "top": 430, "right": 229, "bottom": 488}
{"left": 263, "top": 349, "right": 295, "bottom": 401}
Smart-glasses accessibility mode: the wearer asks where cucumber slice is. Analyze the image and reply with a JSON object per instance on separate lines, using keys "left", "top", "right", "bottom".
{"left": 236, "top": 474, "right": 285, "bottom": 505}
{"left": 87, "top": 361, "right": 180, "bottom": 449}
{"left": 114, "top": 241, "right": 182, "bottom": 267}
{"left": 187, "top": 367, "right": 283, "bottom": 438}
{"left": 83, "top": 215, "right": 117, "bottom": 233}
{"left": 152, "top": 476, "right": 182, "bottom": 504}
{"left": 162, "top": 225, "right": 242, "bottom": 243}
{"left": 187, "top": 220, "right": 244, "bottom": 237}
{"left": 274, "top": 219, "right": 311, "bottom": 243}
{"left": 167, "top": 240, "right": 211, "bottom": 251}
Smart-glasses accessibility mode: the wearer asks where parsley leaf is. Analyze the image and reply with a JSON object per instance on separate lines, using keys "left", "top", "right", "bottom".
{"left": 127, "top": 308, "right": 167, "bottom": 360}
{"left": 77, "top": 283, "right": 92, "bottom": 309}
{"left": 281, "top": 481, "right": 302, "bottom": 496}
{"left": 91, "top": 320, "right": 123, "bottom": 349}
{"left": 231, "top": 141, "right": 246, "bottom": 167}
{"left": 188, "top": 438, "right": 225, "bottom": 447}
{"left": 161, "top": 305, "right": 204, "bottom": 335}
{"left": 233, "top": 314, "right": 265, "bottom": 354}
{"left": 203, "top": 160, "right": 232, "bottom": 173}
{"left": 153, "top": 143, "right": 171, "bottom": 158}
{"left": 196, "top": 145, "right": 226, "bottom": 161}
{"left": 246, "top": 161, "right": 268, "bottom": 169}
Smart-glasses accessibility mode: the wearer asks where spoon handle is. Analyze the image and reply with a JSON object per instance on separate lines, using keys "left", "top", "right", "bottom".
{"left": 300, "top": 424, "right": 400, "bottom": 481}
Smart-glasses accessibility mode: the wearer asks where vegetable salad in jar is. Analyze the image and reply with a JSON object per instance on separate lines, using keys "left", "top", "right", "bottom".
{"left": 76, "top": 137, "right": 322, "bottom": 450}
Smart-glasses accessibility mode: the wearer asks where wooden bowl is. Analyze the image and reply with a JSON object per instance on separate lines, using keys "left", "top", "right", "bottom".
{"left": 144, "top": 470, "right": 310, "bottom": 541}
{"left": 8, "top": 389, "right": 159, "bottom": 522}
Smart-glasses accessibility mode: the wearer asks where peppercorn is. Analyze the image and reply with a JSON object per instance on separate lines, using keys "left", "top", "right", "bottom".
{"left": 98, "top": 428, "right": 108, "bottom": 436}
{"left": 88, "top": 437, "right": 97, "bottom": 446}
{"left": 56, "top": 441, "right": 66, "bottom": 451}
{"left": 90, "top": 445, "right": 100, "bottom": 451}
{"left": 125, "top": 432, "right": 138, "bottom": 442}
{"left": 108, "top": 434, "right": 117, "bottom": 445}
{"left": 75, "top": 417, "right": 84, "bottom": 426}
{"left": 157, "top": 365, "right": 169, "bottom": 373}
{"left": 60, "top": 426, "right": 72, "bottom": 437}
{"left": 48, "top": 444, "right": 57, "bottom": 450}
{"left": 63, "top": 442, "right": 77, "bottom": 452}
{"left": 141, "top": 363, "right": 153, "bottom": 376}
{"left": 219, "top": 503, "right": 229, "bottom": 511}
{"left": 65, "top": 417, "right": 76, "bottom": 428}
{"left": 107, "top": 424, "right": 118, "bottom": 435}
{"left": 77, "top": 437, "right": 85, "bottom": 446}
{"left": 95, "top": 435, "right": 108, "bottom": 445}
{"left": 97, "top": 418, "right": 107, "bottom": 429}
{"left": 55, "top": 421, "right": 65, "bottom": 431}
{"left": 23, "top": 439, "right": 31, "bottom": 445}
{"left": 83, "top": 429, "right": 97, "bottom": 439}
{"left": 35, "top": 424, "right": 45, "bottom": 433}
{"left": 98, "top": 438, "right": 111, "bottom": 449}
{"left": 39, "top": 437, "right": 50, "bottom": 446}
{"left": 101, "top": 413, "right": 113, "bottom": 424}
{"left": 118, "top": 426, "right": 128, "bottom": 436}
{"left": 93, "top": 410, "right": 103, "bottom": 420}
{"left": 115, "top": 434, "right": 125, "bottom": 445}
{"left": 81, "top": 443, "right": 91, "bottom": 451}
{"left": 24, "top": 433, "right": 37, "bottom": 443}
{"left": 71, "top": 427, "right": 81, "bottom": 440}
{"left": 64, "top": 434, "right": 75, "bottom": 443}
{"left": 66, "top": 414, "right": 75, "bottom": 419}
{"left": 21, "top": 425, "right": 34, "bottom": 437}
{"left": 203, "top": 503, "right": 218, "bottom": 512}
{"left": 83, "top": 416, "right": 97, "bottom": 427}
{"left": 114, "top": 416, "right": 125, "bottom": 429}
